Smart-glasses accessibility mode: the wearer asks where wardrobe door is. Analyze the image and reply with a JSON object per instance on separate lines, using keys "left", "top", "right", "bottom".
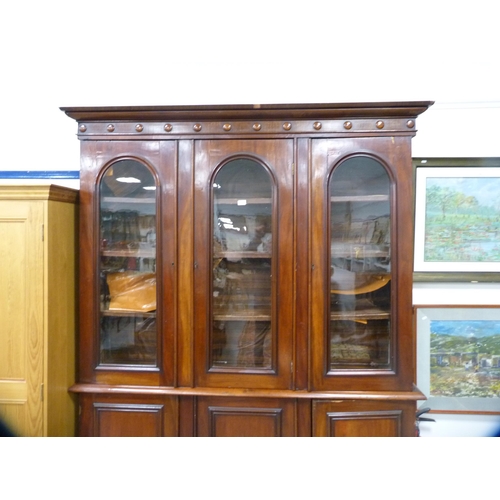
{"left": 193, "top": 140, "right": 294, "bottom": 389}
{"left": 0, "top": 199, "right": 44, "bottom": 436}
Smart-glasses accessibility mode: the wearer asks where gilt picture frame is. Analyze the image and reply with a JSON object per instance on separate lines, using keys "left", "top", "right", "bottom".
{"left": 416, "top": 305, "right": 500, "bottom": 414}
{"left": 413, "top": 158, "right": 500, "bottom": 280}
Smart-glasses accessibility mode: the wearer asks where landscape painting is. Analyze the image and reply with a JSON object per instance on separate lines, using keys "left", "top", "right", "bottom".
{"left": 417, "top": 307, "right": 500, "bottom": 413}
{"left": 414, "top": 167, "right": 500, "bottom": 272}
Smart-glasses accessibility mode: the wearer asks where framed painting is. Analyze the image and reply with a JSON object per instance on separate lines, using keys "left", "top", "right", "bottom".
{"left": 416, "top": 305, "right": 500, "bottom": 413}
{"left": 413, "top": 158, "right": 500, "bottom": 279}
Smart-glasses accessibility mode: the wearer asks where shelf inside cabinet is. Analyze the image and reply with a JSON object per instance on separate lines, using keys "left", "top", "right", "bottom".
{"left": 213, "top": 308, "right": 271, "bottom": 321}
{"left": 214, "top": 251, "right": 271, "bottom": 260}
{"left": 330, "top": 309, "right": 389, "bottom": 321}
{"left": 330, "top": 244, "right": 389, "bottom": 259}
{"left": 216, "top": 197, "right": 272, "bottom": 205}
{"left": 330, "top": 299, "right": 389, "bottom": 321}
{"left": 331, "top": 194, "right": 389, "bottom": 203}
{"left": 101, "top": 196, "right": 156, "bottom": 205}
{"left": 102, "top": 248, "right": 156, "bottom": 258}
{"left": 101, "top": 310, "right": 156, "bottom": 318}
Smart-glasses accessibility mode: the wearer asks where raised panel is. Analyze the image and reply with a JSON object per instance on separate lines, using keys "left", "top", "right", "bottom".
{"left": 0, "top": 200, "right": 44, "bottom": 437}
{"left": 94, "top": 402, "right": 165, "bottom": 437}
{"left": 197, "top": 397, "right": 295, "bottom": 437}
{"left": 313, "top": 399, "right": 416, "bottom": 437}
{"left": 326, "top": 411, "right": 401, "bottom": 437}
{"left": 209, "top": 407, "right": 282, "bottom": 437}
{"left": 0, "top": 402, "right": 26, "bottom": 437}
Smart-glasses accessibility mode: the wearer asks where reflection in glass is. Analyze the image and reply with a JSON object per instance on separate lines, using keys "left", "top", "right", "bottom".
{"left": 99, "top": 159, "right": 157, "bottom": 365}
{"left": 211, "top": 159, "right": 273, "bottom": 369}
{"left": 329, "top": 157, "right": 392, "bottom": 369}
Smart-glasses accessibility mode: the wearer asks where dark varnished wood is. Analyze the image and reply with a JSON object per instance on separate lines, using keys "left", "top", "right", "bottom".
{"left": 70, "top": 383, "right": 425, "bottom": 401}
{"left": 78, "top": 393, "right": 178, "bottom": 437}
{"left": 193, "top": 139, "right": 294, "bottom": 390}
{"left": 61, "top": 101, "right": 432, "bottom": 122}
{"left": 196, "top": 396, "right": 296, "bottom": 437}
{"left": 66, "top": 102, "right": 432, "bottom": 437}
{"left": 77, "top": 140, "right": 177, "bottom": 387}
{"left": 295, "top": 138, "right": 310, "bottom": 391}
{"left": 312, "top": 399, "right": 417, "bottom": 437}
{"left": 309, "top": 137, "right": 416, "bottom": 392}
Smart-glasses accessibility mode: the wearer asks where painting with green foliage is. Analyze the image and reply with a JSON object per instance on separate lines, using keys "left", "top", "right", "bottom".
{"left": 424, "top": 176, "right": 500, "bottom": 263}
{"left": 430, "top": 320, "right": 500, "bottom": 398}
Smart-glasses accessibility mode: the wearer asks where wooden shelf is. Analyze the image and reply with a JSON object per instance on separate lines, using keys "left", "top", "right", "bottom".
{"left": 331, "top": 194, "right": 389, "bottom": 202}
{"left": 330, "top": 301, "right": 390, "bottom": 321}
{"left": 330, "top": 244, "right": 389, "bottom": 258}
{"left": 214, "top": 251, "right": 271, "bottom": 259}
{"left": 102, "top": 197, "right": 156, "bottom": 204}
{"left": 213, "top": 308, "right": 271, "bottom": 321}
{"left": 102, "top": 248, "right": 156, "bottom": 258}
{"left": 101, "top": 310, "right": 156, "bottom": 318}
{"left": 216, "top": 197, "right": 271, "bottom": 205}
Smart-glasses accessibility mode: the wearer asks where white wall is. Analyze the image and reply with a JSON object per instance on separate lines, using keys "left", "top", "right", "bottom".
{"left": 2, "top": 1, "right": 499, "bottom": 173}
{"left": 2, "top": 1, "right": 499, "bottom": 438}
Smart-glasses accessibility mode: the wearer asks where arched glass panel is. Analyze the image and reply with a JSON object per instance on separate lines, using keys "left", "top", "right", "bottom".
{"left": 99, "top": 159, "right": 158, "bottom": 366}
{"left": 329, "top": 157, "right": 392, "bottom": 370}
{"left": 211, "top": 158, "right": 273, "bottom": 370}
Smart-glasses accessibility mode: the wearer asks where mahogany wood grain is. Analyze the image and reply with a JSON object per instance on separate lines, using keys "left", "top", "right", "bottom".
{"left": 196, "top": 396, "right": 296, "bottom": 437}
{"left": 193, "top": 139, "right": 294, "bottom": 390}
{"left": 66, "top": 102, "right": 433, "bottom": 437}
{"left": 313, "top": 399, "right": 416, "bottom": 437}
{"left": 309, "top": 137, "right": 416, "bottom": 392}
{"left": 80, "top": 393, "right": 178, "bottom": 437}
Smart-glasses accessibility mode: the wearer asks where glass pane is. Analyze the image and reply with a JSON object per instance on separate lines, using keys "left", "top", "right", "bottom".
{"left": 329, "top": 157, "right": 391, "bottom": 370}
{"left": 99, "top": 160, "right": 157, "bottom": 366}
{"left": 212, "top": 159, "right": 273, "bottom": 369}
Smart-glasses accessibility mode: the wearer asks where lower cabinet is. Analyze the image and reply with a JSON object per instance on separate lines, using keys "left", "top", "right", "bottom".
{"left": 79, "top": 394, "right": 179, "bottom": 437}
{"left": 312, "top": 399, "right": 416, "bottom": 437}
{"left": 196, "top": 397, "right": 297, "bottom": 437}
{"left": 77, "top": 393, "right": 417, "bottom": 437}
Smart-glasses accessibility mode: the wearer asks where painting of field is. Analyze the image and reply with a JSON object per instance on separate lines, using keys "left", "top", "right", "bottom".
{"left": 424, "top": 176, "right": 500, "bottom": 263}
{"left": 430, "top": 319, "right": 500, "bottom": 398}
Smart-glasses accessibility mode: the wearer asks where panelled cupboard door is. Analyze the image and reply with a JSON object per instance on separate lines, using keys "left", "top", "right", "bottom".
{"left": 193, "top": 140, "right": 294, "bottom": 389}
{"left": 79, "top": 394, "right": 178, "bottom": 437}
{"left": 0, "top": 200, "right": 44, "bottom": 436}
{"left": 196, "top": 397, "right": 296, "bottom": 437}
{"left": 310, "top": 137, "right": 415, "bottom": 392}
{"left": 312, "top": 400, "right": 416, "bottom": 437}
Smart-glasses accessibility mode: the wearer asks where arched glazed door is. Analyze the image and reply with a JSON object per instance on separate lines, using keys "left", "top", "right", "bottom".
{"left": 98, "top": 159, "right": 159, "bottom": 367}
{"left": 310, "top": 137, "right": 416, "bottom": 392}
{"left": 194, "top": 140, "right": 294, "bottom": 390}
{"left": 327, "top": 156, "right": 392, "bottom": 372}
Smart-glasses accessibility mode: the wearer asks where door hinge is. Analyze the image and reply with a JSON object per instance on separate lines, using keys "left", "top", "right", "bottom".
{"left": 40, "top": 383, "right": 44, "bottom": 402}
